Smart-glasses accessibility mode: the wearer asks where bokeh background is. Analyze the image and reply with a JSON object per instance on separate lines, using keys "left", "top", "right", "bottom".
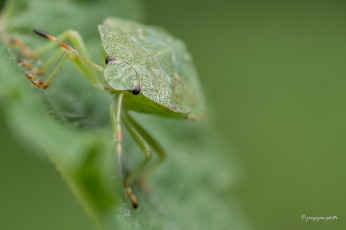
{"left": 1, "top": 0, "right": 346, "bottom": 229}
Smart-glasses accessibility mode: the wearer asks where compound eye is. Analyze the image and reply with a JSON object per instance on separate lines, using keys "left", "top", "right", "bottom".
{"left": 105, "top": 56, "right": 116, "bottom": 64}
{"left": 132, "top": 84, "right": 141, "bottom": 95}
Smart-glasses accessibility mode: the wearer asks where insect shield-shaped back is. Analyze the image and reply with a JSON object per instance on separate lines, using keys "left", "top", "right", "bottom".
{"left": 104, "top": 59, "right": 139, "bottom": 92}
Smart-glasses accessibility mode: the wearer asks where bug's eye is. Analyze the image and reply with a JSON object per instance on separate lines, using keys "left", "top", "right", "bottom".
{"left": 105, "top": 56, "right": 116, "bottom": 64}
{"left": 132, "top": 84, "right": 141, "bottom": 95}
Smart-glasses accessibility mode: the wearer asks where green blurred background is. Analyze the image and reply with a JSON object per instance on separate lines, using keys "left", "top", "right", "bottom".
{"left": 1, "top": 0, "right": 346, "bottom": 229}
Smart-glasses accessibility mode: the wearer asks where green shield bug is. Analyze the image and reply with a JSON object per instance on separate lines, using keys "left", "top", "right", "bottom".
{"left": 11, "top": 17, "right": 205, "bottom": 209}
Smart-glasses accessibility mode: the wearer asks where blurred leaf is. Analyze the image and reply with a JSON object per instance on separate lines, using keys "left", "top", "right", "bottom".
{"left": 1, "top": 0, "right": 144, "bottom": 36}
{"left": 0, "top": 0, "right": 250, "bottom": 229}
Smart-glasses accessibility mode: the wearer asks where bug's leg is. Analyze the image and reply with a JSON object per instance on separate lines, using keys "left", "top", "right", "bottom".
{"left": 110, "top": 94, "right": 125, "bottom": 180}
{"left": 33, "top": 29, "right": 104, "bottom": 77}
{"left": 122, "top": 113, "right": 165, "bottom": 183}
{"left": 17, "top": 58, "right": 43, "bottom": 76}
{"left": 110, "top": 94, "right": 138, "bottom": 208}
{"left": 122, "top": 113, "right": 152, "bottom": 187}
{"left": 9, "top": 30, "right": 72, "bottom": 59}
{"left": 33, "top": 46, "right": 69, "bottom": 76}
{"left": 10, "top": 39, "right": 36, "bottom": 58}
{"left": 17, "top": 45, "right": 66, "bottom": 80}
{"left": 18, "top": 47, "right": 66, "bottom": 88}
{"left": 25, "top": 49, "right": 68, "bottom": 89}
{"left": 18, "top": 29, "right": 105, "bottom": 89}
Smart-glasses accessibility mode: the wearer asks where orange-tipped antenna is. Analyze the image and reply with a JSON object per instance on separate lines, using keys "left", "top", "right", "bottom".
{"left": 33, "top": 29, "right": 71, "bottom": 50}
{"left": 33, "top": 29, "right": 53, "bottom": 40}
{"left": 32, "top": 29, "right": 104, "bottom": 73}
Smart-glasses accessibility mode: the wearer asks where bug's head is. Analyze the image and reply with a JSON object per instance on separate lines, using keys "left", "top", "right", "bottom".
{"left": 104, "top": 56, "right": 140, "bottom": 95}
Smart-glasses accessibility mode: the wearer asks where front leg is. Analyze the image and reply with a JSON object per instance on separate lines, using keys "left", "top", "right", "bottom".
{"left": 110, "top": 94, "right": 138, "bottom": 209}
{"left": 12, "top": 29, "right": 106, "bottom": 90}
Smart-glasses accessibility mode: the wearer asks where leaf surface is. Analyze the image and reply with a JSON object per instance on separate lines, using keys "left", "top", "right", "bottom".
{"left": 0, "top": 1, "right": 250, "bottom": 229}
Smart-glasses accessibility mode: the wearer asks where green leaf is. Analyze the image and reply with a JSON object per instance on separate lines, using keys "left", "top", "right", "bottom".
{"left": 0, "top": 1, "right": 250, "bottom": 229}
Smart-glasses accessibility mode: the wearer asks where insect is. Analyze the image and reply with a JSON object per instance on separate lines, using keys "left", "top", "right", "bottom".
{"left": 11, "top": 17, "right": 205, "bottom": 208}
